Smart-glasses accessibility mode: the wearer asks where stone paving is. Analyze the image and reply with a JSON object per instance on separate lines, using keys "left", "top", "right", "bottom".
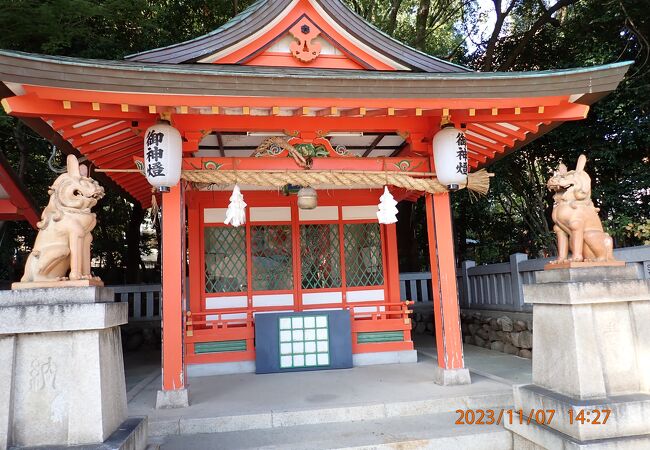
{"left": 124, "top": 336, "right": 532, "bottom": 448}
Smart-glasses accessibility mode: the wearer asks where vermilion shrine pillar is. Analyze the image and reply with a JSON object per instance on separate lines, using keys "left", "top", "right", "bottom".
{"left": 425, "top": 192, "right": 471, "bottom": 385}
{"left": 407, "top": 132, "right": 470, "bottom": 384}
{"left": 156, "top": 183, "right": 189, "bottom": 408}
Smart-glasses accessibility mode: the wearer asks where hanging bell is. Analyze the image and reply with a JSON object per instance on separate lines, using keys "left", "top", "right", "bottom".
{"left": 297, "top": 186, "right": 317, "bottom": 210}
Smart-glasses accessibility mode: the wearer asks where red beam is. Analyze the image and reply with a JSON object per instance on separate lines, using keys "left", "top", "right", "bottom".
{"left": 71, "top": 123, "right": 133, "bottom": 147}
{"left": 22, "top": 85, "right": 568, "bottom": 110}
{"left": 178, "top": 156, "right": 430, "bottom": 172}
{"left": 480, "top": 122, "right": 528, "bottom": 140}
{"left": 0, "top": 199, "right": 19, "bottom": 215}
{"left": 170, "top": 114, "right": 433, "bottom": 133}
{"left": 2, "top": 95, "right": 153, "bottom": 120}
{"left": 85, "top": 137, "right": 142, "bottom": 159}
{"left": 80, "top": 133, "right": 139, "bottom": 154}
{"left": 50, "top": 117, "right": 84, "bottom": 131}
{"left": 465, "top": 134, "right": 503, "bottom": 154}
{"left": 512, "top": 121, "right": 540, "bottom": 133}
{"left": 60, "top": 119, "right": 116, "bottom": 140}
{"left": 465, "top": 124, "right": 517, "bottom": 147}
{"left": 94, "top": 147, "right": 141, "bottom": 167}
{"left": 466, "top": 143, "right": 494, "bottom": 159}
{"left": 453, "top": 103, "right": 589, "bottom": 124}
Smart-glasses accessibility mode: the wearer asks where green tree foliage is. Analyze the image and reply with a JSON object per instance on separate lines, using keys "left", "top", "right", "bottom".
{"left": 0, "top": 0, "right": 256, "bottom": 282}
{"left": 0, "top": 0, "right": 647, "bottom": 279}
{"left": 343, "top": 0, "right": 467, "bottom": 57}
{"left": 454, "top": 0, "right": 649, "bottom": 263}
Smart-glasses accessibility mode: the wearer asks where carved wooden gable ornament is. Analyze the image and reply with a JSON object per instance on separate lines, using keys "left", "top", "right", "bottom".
{"left": 203, "top": 1, "right": 399, "bottom": 70}
{"left": 289, "top": 17, "right": 322, "bottom": 63}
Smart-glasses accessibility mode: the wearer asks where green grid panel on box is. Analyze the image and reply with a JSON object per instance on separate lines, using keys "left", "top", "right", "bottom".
{"left": 279, "top": 315, "right": 330, "bottom": 369}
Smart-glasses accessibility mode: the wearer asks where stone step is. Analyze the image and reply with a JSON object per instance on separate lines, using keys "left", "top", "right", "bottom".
{"left": 153, "top": 410, "right": 513, "bottom": 449}
{"left": 148, "top": 391, "right": 514, "bottom": 437}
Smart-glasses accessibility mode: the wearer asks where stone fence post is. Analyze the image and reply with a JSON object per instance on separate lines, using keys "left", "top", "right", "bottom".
{"left": 460, "top": 260, "right": 475, "bottom": 308}
{"left": 509, "top": 253, "right": 528, "bottom": 311}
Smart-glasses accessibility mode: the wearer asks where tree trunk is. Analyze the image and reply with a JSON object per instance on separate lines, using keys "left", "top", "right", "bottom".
{"left": 497, "top": 0, "right": 579, "bottom": 70}
{"left": 414, "top": 0, "right": 431, "bottom": 50}
{"left": 125, "top": 203, "right": 145, "bottom": 283}
{"left": 387, "top": 0, "right": 402, "bottom": 36}
{"left": 12, "top": 122, "right": 29, "bottom": 181}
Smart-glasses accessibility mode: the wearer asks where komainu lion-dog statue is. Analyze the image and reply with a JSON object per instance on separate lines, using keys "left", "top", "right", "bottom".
{"left": 20, "top": 155, "right": 105, "bottom": 284}
{"left": 547, "top": 154, "right": 620, "bottom": 266}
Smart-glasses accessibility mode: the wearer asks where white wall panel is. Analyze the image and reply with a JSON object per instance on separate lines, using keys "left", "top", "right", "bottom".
{"left": 206, "top": 313, "right": 247, "bottom": 321}
{"left": 204, "top": 208, "right": 227, "bottom": 223}
{"left": 299, "top": 206, "right": 339, "bottom": 221}
{"left": 252, "top": 293, "right": 294, "bottom": 307}
{"left": 342, "top": 205, "right": 377, "bottom": 220}
{"left": 250, "top": 207, "right": 291, "bottom": 222}
{"left": 302, "top": 291, "right": 343, "bottom": 305}
{"left": 347, "top": 289, "right": 385, "bottom": 302}
{"left": 205, "top": 295, "right": 247, "bottom": 309}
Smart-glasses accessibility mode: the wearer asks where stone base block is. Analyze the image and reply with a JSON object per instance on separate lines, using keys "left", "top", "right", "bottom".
{"left": 12, "top": 417, "right": 148, "bottom": 450}
{"left": 0, "top": 326, "right": 128, "bottom": 448}
{"left": 514, "top": 384, "right": 650, "bottom": 441}
{"left": 0, "top": 288, "right": 131, "bottom": 449}
{"left": 11, "top": 279, "right": 104, "bottom": 290}
{"left": 353, "top": 350, "right": 418, "bottom": 366}
{"left": 432, "top": 366, "right": 471, "bottom": 386}
{"left": 156, "top": 388, "right": 189, "bottom": 409}
{"left": 0, "top": 286, "right": 115, "bottom": 306}
{"left": 187, "top": 361, "right": 256, "bottom": 377}
{"left": 543, "top": 261, "right": 625, "bottom": 271}
{"left": 535, "top": 265, "right": 640, "bottom": 284}
{"left": 526, "top": 293, "right": 650, "bottom": 399}
{"left": 186, "top": 351, "right": 419, "bottom": 378}
{"left": 506, "top": 418, "right": 650, "bottom": 450}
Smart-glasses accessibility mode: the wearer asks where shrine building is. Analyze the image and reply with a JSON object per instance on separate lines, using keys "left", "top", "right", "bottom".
{"left": 0, "top": 0, "right": 629, "bottom": 406}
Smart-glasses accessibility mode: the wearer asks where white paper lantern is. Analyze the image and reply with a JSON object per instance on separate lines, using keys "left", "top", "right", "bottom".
{"left": 143, "top": 121, "right": 182, "bottom": 191}
{"left": 432, "top": 125, "right": 468, "bottom": 190}
{"left": 376, "top": 186, "right": 398, "bottom": 224}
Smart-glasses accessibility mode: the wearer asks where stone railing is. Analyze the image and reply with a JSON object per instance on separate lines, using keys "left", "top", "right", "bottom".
{"left": 400, "top": 245, "right": 650, "bottom": 312}
{"left": 109, "top": 284, "right": 161, "bottom": 321}
{"left": 109, "top": 246, "right": 650, "bottom": 323}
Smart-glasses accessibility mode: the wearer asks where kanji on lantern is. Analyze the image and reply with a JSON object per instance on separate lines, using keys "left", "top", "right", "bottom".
{"left": 143, "top": 121, "right": 182, "bottom": 191}
{"left": 147, "top": 161, "right": 166, "bottom": 178}
{"left": 432, "top": 125, "right": 469, "bottom": 189}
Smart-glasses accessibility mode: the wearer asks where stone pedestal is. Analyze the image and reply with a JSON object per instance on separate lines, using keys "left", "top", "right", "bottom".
{"left": 156, "top": 388, "right": 190, "bottom": 409}
{"left": 0, "top": 287, "right": 147, "bottom": 450}
{"left": 506, "top": 265, "right": 650, "bottom": 449}
{"left": 433, "top": 366, "right": 472, "bottom": 386}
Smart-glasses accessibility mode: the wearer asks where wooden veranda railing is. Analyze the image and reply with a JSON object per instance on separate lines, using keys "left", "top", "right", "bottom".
{"left": 399, "top": 245, "right": 650, "bottom": 311}
{"left": 109, "top": 245, "right": 650, "bottom": 319}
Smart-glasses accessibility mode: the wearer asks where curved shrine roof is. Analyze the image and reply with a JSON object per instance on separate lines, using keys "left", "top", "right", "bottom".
{"left": 125, "top": 0, "right": 471, "bottom": 73}
{"left": 0, "top": 50, "right": 631, "bottom": 99}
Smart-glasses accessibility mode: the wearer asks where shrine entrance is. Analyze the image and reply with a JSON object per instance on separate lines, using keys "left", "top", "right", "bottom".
{"left": 186, "top": 187, "right": 410, "bottom": 369}
{"left": 0, "top": 0, "right": 630, "bottom": 405}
